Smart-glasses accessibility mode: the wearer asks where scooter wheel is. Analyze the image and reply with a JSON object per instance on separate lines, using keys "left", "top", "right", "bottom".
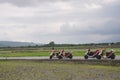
{"left": 111, "top": 55, "right": 115, "bottom": 59}
{"left": 97, "top": 55, "right": 101, "bottom": 59}
{"left": 84, "top": 55, "right": 88, "bottom": 59}
{"left": 50, "top": 56, "right": 53, "bottom": 59}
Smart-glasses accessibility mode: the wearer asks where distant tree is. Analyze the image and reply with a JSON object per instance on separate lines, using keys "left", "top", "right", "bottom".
{"left": 48, "top": 41, "right": 55, "bottom": 47}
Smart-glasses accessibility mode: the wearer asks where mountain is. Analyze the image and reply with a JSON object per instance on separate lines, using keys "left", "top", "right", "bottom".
{"left": 0, "top": 41, "right": 39, "bottom": 47}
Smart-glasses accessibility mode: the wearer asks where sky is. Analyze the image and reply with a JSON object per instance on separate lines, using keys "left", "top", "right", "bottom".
{"left": 0, "top": 0, "right": 120, "bottom": 44}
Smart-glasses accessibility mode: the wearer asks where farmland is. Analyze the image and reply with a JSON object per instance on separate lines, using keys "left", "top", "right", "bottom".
{"left": 0, "top": 45, "right": 120, "bottom": 80}
{"left": 0, "top": 47, "right": 120, "bottom": 57}
{"left": 0, "top": 60, "right": 120, "bottom": 80}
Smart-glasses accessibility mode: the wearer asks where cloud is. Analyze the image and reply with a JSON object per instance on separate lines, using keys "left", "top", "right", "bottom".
{"left": 0, "top": 0, "right": 37, "bottom": 7}
{"left": 90, "top": 20, "right": 120, "bottom": 35}
{"left": 59, "top": 19, "right": 120, "bottom": 35}
{"left": 0, "top": 0, "right": 120, "bottom": 43}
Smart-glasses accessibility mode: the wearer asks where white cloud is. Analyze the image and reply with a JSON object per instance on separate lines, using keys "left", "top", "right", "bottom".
{"left": 0, "top": 0, "right": 120, "bottom": 43}
{"left": 103, "top": 0, "right": 117, "bottom": 4}
{"left": 0, "top": 3, "right": 36, "bottom": 17}
{"left": 85, "top": 3, "right": 102, "bottom": 10}
{"left": 53, "top": 1, "right": 73, "bottom": 10}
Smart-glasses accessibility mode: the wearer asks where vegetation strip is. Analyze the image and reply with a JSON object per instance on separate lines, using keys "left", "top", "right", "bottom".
{"left": 0, "top": 59, "right": 120, "bottom": 66}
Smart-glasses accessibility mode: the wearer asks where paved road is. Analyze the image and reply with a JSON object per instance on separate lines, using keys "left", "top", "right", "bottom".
{"left": 0, "top": 56, "right": 120, "bottom": 60}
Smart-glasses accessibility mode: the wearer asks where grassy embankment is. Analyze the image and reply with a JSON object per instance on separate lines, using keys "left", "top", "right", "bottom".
{"left": 0, "top": 60, "right": 120, "bottom": 80}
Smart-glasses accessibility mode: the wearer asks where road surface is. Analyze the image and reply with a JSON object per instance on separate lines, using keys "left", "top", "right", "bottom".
{"left": 0, "top": 56, "right": 120, "bottom": 60}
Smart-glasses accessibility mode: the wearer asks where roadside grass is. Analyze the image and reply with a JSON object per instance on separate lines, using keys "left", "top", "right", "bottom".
{"left": 0, "top": 60, "right": 120, "bottom": 80}
{"left": 0, "top": 48, "right": 119, "bottom": 57}
{"left": 0, "top": 51, "right": 49, "bottom": 57}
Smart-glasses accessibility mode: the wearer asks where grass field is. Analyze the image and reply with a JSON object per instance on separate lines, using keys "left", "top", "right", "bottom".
{"left": 0, "top": 60, "right": 120, "bottom": 80}
{"left": 0, "top": 47, "right": 120, "bottom": 57}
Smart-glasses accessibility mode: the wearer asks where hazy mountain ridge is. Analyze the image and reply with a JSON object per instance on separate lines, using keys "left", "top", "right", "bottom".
{"left": 0, "top": 41, "right": 38, "bottom": 47}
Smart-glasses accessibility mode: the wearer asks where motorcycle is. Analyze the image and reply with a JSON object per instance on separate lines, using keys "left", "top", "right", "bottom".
{"left": 84, "top": 50, "right": 103, "bottom": 59}
{"left": 64, "top": 52, "right": 73, "bottom": 59}
{"left": 106, "top": 51, "right": 115, "bottom": 59}
{"left": 50, "top": 51, "right": 73, "bottom": 59}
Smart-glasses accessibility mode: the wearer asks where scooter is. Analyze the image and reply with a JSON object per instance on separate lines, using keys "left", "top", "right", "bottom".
{"left": 84, "top": 50, "right": 103, "bottom": 59}
{"left": 106, "top": 51, "right": 115, "bottom": 59}
{"left": 64, "top": 52, "right": 73, "bottom": 59}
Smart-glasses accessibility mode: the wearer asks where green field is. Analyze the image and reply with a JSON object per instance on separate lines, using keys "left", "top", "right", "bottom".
{"left": 0, "top": 60, "right": 120, "bottom": 80}
{"left": 0, "top": 47, "right": 119, "bottom": 57}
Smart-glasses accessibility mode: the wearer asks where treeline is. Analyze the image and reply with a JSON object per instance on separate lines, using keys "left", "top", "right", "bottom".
{"left": 41, "top": 41, "right": 120, "bottom": 48}
{"left": 0, "top": 41, "right": 120, "bottom": 48}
